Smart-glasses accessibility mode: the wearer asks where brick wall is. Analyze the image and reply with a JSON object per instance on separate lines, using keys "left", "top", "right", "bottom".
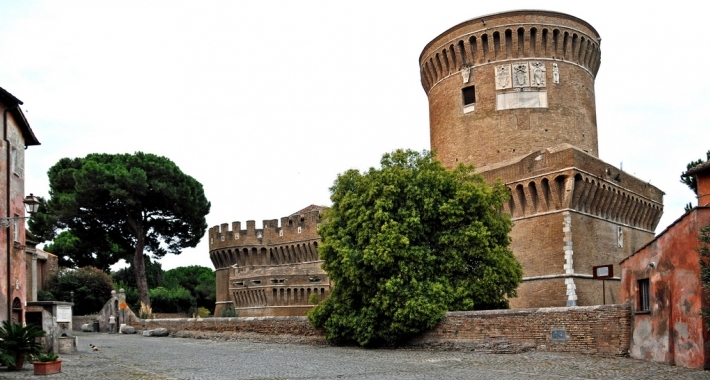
{"left": 410, "top": 304, "right": 631, "bottom": 356}
{"left": 116, "top": 304, "right": 631, "bottom": 356}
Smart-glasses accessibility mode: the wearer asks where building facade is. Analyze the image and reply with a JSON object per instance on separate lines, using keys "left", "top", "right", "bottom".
{"left": 208, "top": 205, "right": 330, "bottom": 317}
{"left": 420, "top": 10, "right": 664, "bottom": 308}
{"left": 620, "top": 162, "right": 710, "bottom": 369}
{"left": 25, "top": 232, "right": 59, "bottom": 303}
{"left": 0, "top": 87, "right": 40, "bottom": 323}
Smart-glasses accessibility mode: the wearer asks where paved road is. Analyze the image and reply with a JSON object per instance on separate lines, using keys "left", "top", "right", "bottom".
{"left": 1, "top": 332, "right": 709, "bottom": 379}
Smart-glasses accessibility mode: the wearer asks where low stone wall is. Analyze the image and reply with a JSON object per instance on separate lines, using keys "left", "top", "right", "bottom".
{"left": 73, "top": 315, "right": 98, "bottom": 330}
{"left": 122, "top": 304, "right": 631, "bottom": 356}
{"left": 131, "top": 316, "right": 324, "bottom": 343}
{"left": 409, "top": 304, "right": 631, "bottom": 355}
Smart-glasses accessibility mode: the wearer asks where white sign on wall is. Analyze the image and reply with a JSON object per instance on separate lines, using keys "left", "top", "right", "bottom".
{"left": 56, "top": 306, "right": 72, "bottom": 322}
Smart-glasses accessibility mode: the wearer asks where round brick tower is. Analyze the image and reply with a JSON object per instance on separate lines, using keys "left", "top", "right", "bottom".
{"left": 420, "top": 10, "right": 601, "bottom": 169}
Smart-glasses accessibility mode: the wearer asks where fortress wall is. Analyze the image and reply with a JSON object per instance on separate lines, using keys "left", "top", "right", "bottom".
{"left": 422, "top": 10, "right": 602, "bottom": 168}
{"left": 124, "top": 304, "right": 631, "bottom": 356}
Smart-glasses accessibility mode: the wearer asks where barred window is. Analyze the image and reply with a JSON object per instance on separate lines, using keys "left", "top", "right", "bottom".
{"left": 638, "top": 279, "right": 650, "bottom": 312}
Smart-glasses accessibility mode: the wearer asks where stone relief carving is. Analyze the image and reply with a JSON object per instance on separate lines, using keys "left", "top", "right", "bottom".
{"left": 553, "top": 63, "right": 560, "bottom": 84}
{"left": 495, "top": 65, "right": 511, "bottom": 90}
{"left": 617, "top": 226, "right": 624, "bottom": 248}
{"left": 512, "top": 63, "right": 529, "bottom": 88}
{"left": 530, "top": 62, "right": 546, "bottom": 87}
{"left": 461, "top": 66, "right": 471, "bottom": 84}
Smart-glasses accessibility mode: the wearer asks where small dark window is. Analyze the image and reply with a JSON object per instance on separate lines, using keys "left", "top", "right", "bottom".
{"left": 462, "top": 86, "right": 476, "bottom": 105}
{"left": 638, "top": 279, "right": 650, "bottom": 312}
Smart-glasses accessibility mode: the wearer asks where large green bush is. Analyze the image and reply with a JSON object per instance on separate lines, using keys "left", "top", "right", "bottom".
{"left": 149, "top": 286, "right": 195, "bottom": 313}
{"left": 162, "top": 266, "right": 216, "bottom": 313}
{"left": 45, "top": 266, "right": 114, "bottom": 315}
{"left": 308, "top": 150, "right": 522, "bottom": 347}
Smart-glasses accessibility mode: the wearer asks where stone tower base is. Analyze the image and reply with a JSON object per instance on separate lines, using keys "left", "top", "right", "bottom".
{"left": 477, "top": 144, "right": 663, "bottom": 308}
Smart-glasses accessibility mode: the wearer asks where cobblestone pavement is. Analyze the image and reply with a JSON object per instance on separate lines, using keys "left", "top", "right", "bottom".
{"left": 1, "top": 332, "right": 709, "bottom": 379}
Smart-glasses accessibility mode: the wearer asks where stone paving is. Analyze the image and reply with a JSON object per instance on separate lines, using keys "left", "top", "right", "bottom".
{"left": 1, "top": 332, "right": 709, "bottom": 379}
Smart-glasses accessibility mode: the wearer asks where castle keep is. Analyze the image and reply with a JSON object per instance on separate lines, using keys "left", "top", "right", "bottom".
{"left": 208, "top": 205, "right": 330, "bottom": 317}
{"left": 420, "top": 10, "right": 664, "bottom": 307}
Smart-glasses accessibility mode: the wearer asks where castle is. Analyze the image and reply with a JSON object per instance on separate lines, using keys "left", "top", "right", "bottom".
{"left": 210, "top": 10, "right": 665, "bottom": 314}
{"left": 419, "top": 10, "right": 663, "bottom": 307}
{"left": 208, "top": 205, "right": 329, "bottom": 317}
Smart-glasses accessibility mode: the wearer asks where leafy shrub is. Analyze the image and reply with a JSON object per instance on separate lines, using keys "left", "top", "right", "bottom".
{"left": 219, "top": 305, "right": 238, "bottom": 317}
{"left": 163, "top": 266, "right": 216, "bottom": 313}
{"left": 308, "top": 150, "right": 521, "bottom": 347}
{"left": 36, "top": 352, "right": 59, "bottom": 362}
{"left": 197, "top": 307, "right": 212, "bottom": 318}
{"left": 45, "top": 267, "right": 114, "bottom": 315}
{"left": 36, "top": 290, "right": 54, "bottom": 301}
{"left": 149, "top": 286, "right": 194, "bottom": 313}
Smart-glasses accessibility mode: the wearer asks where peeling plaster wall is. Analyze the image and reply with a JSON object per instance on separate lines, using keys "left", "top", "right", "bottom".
{"left": 621, "top": 207, "right": 710, "bottom": 369}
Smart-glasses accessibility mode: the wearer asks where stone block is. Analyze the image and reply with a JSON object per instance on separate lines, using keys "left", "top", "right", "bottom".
{"left": 153, "top": 327, "right": 169, "bottom": 337}
{"left": 142, "top": 330, "right": 153, "bottom": 337}
{"left": 121, "top": 325, "right": 136, "bottom": 334}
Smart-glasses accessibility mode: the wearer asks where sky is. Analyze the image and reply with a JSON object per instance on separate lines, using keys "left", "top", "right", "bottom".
{"left": 0, "top": 1, "right": 706, "bottom": 271}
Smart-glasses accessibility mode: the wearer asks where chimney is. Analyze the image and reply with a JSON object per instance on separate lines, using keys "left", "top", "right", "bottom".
{"left": 685, "top": 161, "right": 710, "bottom": 207}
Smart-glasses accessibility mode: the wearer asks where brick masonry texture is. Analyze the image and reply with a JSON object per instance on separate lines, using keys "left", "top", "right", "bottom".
{"left": 208, "top": 205, "right": 330, "bottom": 317}
{"left": 420, "top": 10, "right": 665, "bottom": 308}
{"left": 421, "top": 10, "right": 601, "bottom": 169}
{"left": 105, "top": 304, "right": 631, "bottom": 356}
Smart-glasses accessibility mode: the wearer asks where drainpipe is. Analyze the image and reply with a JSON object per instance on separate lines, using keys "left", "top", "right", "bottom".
{"left": 4, "top": 106, "right": 14, "bottom": 321}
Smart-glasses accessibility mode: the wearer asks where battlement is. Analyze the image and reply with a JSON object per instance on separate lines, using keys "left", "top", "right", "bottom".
{"left": 420, "top": 10, "right": 601, "bottom": 94}
{"left": 208, "top": 205, "right": 324, "bottom": 250}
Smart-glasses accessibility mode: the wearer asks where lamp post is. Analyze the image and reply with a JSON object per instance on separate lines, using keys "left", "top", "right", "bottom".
{"left": 0, "top": 193, "right": 40, "bottom": 227}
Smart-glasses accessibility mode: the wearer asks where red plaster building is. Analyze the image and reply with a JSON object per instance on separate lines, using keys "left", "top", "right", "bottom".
{"left": 620, "top": 161, "right": 710, "bottom": 369}
{"left": 0, "top": 87, "right": 40, "bottom": 324}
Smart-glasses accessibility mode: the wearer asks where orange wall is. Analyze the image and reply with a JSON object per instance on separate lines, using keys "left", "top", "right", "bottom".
{"left": 621, "top": 207, "right": 710, "bottom": 369}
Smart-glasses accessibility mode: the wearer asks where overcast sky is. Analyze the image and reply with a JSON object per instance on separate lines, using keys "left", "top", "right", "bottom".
{"left": 0, "top": 1, "right": 706, "bottom": 271}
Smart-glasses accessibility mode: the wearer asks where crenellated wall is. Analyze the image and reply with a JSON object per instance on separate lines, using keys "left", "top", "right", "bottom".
{"left": 421, "top": 10, "right": 602, "bottom": 169}
{"left": 208, "top": 205, "right": 330, "bottom": 317}
{"left": 472, "top": 144, "right": 663, "bottom": 308}
{"left": 480, "top": 145, "right": 664, "bottom": 232}
{"left": 420, "top": 10, "right": 601, "bottom": 92}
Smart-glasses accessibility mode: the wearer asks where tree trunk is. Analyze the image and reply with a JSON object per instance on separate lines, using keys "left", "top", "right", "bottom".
{"left": 133, "top": 230, "right": 151, "bottom": 309}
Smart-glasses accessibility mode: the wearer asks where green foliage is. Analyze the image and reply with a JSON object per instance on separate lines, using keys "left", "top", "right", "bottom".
{"left": 681, "top": 150, "right": 710, "bottom": 195}
{"left": 43, "top": 230, "right": 128, "bottom": 272}
{"left": 162, "top": 266, "right": 216, "bottom": 313}
{"left": 309, "top": 293, "right": 321, "bottom": 305}
{"left": 196, "top": 307, "right": 212, "bottom": 318}
{"left": 36, "top": 352, "right": 59, "bottom": 362}
{"left": 149, "top": 286, "right": 195, "bottom": 314}
{"left": 46, "top": 267, "right": 114, "bottom": 315}
{"left": 36, "top": 290, "right": 55, "bottom": 301}
{"left": 32, "top": 152, "right": 211, "bottom": 308}
{"left": 308, "top": 149, "right": 522, "bottom": 347}
{"left": 0, "top": 321, "right": 46, "bottom": 369}
{"left": 112, "top": 255, "right": 163, "bottom": 289}
{"left": 219, "top": 305, "right": 238, "bottom": 317}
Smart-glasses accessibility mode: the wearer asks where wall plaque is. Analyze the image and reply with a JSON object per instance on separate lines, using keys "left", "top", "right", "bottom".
{"left": 57, "top": 305, "right": 72, "bottom": 323}
{"left": 512, "top": 63, "right": 530, "bottom": 88}
{"left": 495, "top": 65, "right": 512, "bottom": 90}
{"left": 551, "top": 328, "right": 566, "bottom": 341}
